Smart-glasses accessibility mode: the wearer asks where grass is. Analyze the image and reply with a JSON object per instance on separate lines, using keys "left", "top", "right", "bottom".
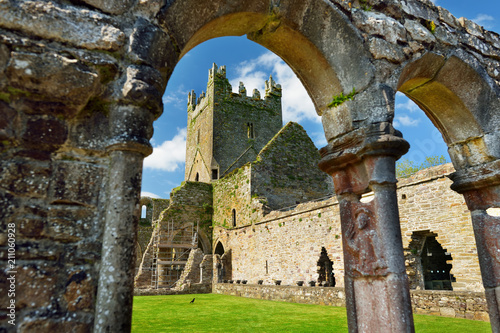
{"left": 132, "top": 294, "right": 491, "bottom": 333}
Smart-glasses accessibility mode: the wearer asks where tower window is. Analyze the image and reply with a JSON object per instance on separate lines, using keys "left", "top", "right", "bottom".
{"left": 247, "top": 123, "right": 254, "bottom": 139}
{"left": 232, "top": 209, "right": 236, "bottom": 227}
{"left": 197, "top": 129, "right": 200, "bottom": 144}
{"left": 212, "top": 169, "right": 219, "bottom": 180}
{"left": 195, "top": 173, "right": 199, "bottom": 182}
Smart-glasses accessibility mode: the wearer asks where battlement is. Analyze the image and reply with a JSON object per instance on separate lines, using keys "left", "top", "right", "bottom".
{"left": 188, "top": 63, "right": 282, "bottom": 112}
{"left": 208, "top": 63, "right": 226, "bottom": 79}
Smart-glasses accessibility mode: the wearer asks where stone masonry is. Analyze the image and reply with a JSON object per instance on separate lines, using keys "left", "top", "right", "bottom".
{"left": 1, "top": 0, "right": 500, "bottom": 332}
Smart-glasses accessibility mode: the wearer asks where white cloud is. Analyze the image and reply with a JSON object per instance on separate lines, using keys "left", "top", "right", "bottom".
{"left": 162, "top": 85, "right": 188, "bottom": 109}
{"left": 396, "top": 98, "right": 420, "bottom": 113}
{"left": 472, "top": 14, "right": 495, "bottom": 30}
{"left": 230, "top": 52, "right": 320, "bottom": 124}
{"left": 141, "top": 191, "right": 161, "bottom": 198}
{"left": 394, "top": 115, "right": 421, "bottom": 127}
{"left": 143, "top": 127, "right": 186, "bottom": 171}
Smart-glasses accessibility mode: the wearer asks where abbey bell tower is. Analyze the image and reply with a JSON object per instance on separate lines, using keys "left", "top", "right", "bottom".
{"left": 185, "top": 63, "right": 283, "bottom": 183}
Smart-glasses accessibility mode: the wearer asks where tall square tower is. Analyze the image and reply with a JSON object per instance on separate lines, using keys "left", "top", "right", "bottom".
{"left": 185, "top": 63, "right": 283, "bottom": 182}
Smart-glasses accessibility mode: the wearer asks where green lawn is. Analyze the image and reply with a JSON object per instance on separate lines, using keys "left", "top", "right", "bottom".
{"left": 132, "top": 294, "right": 491, "bottom": 333}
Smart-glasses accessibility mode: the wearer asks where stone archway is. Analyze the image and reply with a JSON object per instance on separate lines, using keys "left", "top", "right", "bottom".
{"left": 2, "top": 1, "right": 500, "bottom": 332}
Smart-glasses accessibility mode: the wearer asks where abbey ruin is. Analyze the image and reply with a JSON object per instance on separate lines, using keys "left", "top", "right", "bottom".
{"left": 134, "top": 66, "right": 485, "bottom": 318}
{"left": 1, "top": 0, "right": 500, "bottom": 332}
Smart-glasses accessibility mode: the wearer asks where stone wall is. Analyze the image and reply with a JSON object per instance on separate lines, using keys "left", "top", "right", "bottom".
{"left": 398, "top": 164, "right": 482, "bottom": 291}
{"left": 2, "top": 0, "right": 499, "bottom": 331}
{"left": 213, "top": 283, "right": 489, "bottom": 321}
{"left": 214, "top": 196, "right": 344, "bottom": 286}
{"left": 251, "top": 122, "right": 332, "bottom": 210}
{"left": 134, "top": 182, "right": 213, "bottom": 288}
{"left": 213, "top": 165, "right": 256, "bottom": 229}
{"left": 213, "top": 163, "right": 481, "bottom": 292}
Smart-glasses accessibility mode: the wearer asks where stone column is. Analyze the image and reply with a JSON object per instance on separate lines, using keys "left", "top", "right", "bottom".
{"left": 450, "top": 161, "right": 500, "bottom": 332}
{"left": 93, "top": 104, "right": 154, "bottom": 332}
{"left": 319, "top": 123, "right": 414, "bottom": 333}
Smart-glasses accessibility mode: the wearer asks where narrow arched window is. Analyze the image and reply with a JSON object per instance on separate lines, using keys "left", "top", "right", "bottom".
{"left": 247, "top": 122, "right": 254, "bottom": 139}
{"left": 232, "top": 209, "right": 236, "bottom": 227}
{"left": 195, "top": 173, "right": 199, "bottom": 182}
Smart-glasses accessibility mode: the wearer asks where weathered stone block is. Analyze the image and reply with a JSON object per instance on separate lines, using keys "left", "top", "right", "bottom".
{"left": 49, "top": 161, "right": 103, "bottom": 207}
{"left": 0, "top": 160, "right": 51, "bottom": 197}
{"left": 16, "top": 265, "right": 57, "bottom": 309}
{"left": 22, "top": 116, "right": 68, "bottom": 152}
{"left": 369, "top": 37, "right": 405, "bottom": 63}
{"left": 459, "top": 17, "right": 484, "bottom": 38}
{"left": 121, "top": 66, "right": 164, "bottom": 116}
{"left": 68, "top": 105, "right": 110, "bottom": 152}
{"left": 63, "top": 270, "right": 95, "bottom": 312}
{"left": 77, "top": 0, "right": 134, "bottom": 15}
{"left": 400, "top": 0, "right": 438, "bottom": 22}
{"left": 437, "top": 6, "right": 460, "bottom": 29}
{"left": 128, "top": 18, "right": 176, "bottom": 72}
{"left": 404, "top": 20, "right": 436, "bottom": 44}
{"left": 18, "top": 218, "right": 45, "bottom": 238}
{"left": 434, "top": 26, "right": 458, "bottom": 46}
{"left": 7, "top": 52, "right": 99, "bottom": 111}
{"left": 46, "top": 207, "right": 95, "bottom": 243}
{"left": 0, "top": 1, "right": 125, "bottom": 51}
{"left": 0, "top": 101, "right": 18, "bottom": 141}
{"left": 352, "top": 11, "right": 406, "bottom": 44}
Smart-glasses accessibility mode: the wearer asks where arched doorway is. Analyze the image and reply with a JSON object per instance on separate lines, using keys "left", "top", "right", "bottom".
{"left": 406, "top": 231, "right": 455, "bottom": 290}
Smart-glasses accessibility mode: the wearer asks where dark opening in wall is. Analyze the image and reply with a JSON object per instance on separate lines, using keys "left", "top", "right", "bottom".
{"left": 232, "top": 209, "right": 236, "bottom": 227}
{"left": 247, "top": 122, "right": 255, "bottom": 139}
{"left": 421, "top": 235, "right": 455, "bottom": 290}
{"left": 212, "top": 169, "right": 218, "bottom": 180}
{"left": 215, "top": 241, "right": 225, "bottom": 255}
{"left": 317, "top": 247, "right": 335, "bottom": 287}
{"left": 406, "top": 230, "right": 455, "bottom": 290}
{"left": 195, "top": 173, "right": 199, "bottom": 182}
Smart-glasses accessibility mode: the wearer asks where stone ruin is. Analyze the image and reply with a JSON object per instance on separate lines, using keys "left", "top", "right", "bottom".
{"left": 1, "top": 0, "right": 500, "bottom": 332}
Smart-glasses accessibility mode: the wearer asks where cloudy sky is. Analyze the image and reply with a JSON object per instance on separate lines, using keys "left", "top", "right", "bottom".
{"left": 141, "top": 0, "right": 500, "bottom": 199}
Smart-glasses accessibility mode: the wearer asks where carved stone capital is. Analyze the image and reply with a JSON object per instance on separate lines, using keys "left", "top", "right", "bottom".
{"left": 319, "top": 122, "right": 409, "bottom": 195}
{"left": 106, "top": 104, "right": 155, "bottom": 157}
{"left": 449, "top": 159, "right": 500, "bottom": 195}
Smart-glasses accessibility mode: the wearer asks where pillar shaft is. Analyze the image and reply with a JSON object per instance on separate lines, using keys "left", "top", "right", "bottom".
{"left": 461, "top": 186, "right": 500, "bottom": 332}
{"left": 319, "top": 124, "right": 414, "bottom": 333}
{"left": 93, "top": 149, "right": 145, "bottom": 332}
{"left": 93, "top": 101, "right": 155, "bottom": 332}
{"left": 449, "top": 162, "right": 500, "bottom": 332}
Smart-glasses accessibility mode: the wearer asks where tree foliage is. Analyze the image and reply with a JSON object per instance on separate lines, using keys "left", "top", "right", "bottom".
{"left": 396, "top": 155, "right": 447, "bottom": 178}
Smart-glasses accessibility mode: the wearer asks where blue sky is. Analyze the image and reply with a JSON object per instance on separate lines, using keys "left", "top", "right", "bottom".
{"left": 141, "top": 1, "right": 500, "bottom": 199}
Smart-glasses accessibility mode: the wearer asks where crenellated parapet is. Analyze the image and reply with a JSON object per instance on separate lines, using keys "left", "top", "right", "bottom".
{"left": 188, "top": 63, "right": 282, "bottom": 117}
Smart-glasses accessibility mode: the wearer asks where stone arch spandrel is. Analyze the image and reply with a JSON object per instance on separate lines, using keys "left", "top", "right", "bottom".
{"left": 398, "top": 52, "right": 500, "bottom": 170}
{"left": 157, "top": 0, "right": 374, "bottom": 118}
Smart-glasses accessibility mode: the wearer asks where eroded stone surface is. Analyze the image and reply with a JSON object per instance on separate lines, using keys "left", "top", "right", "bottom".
{"left": 0, "top": 1, "right": 125, "bottom": 51}
{"left": 0, "top": 0, "right": 499, "bottom": 332}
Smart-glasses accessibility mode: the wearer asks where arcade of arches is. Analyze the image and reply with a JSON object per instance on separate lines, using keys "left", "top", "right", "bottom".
{"left": 1, "top": 0, "right": 500, "bottom": 332}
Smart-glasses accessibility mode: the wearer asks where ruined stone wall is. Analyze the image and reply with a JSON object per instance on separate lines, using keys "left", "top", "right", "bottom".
{"left": 398, "top": 164, "right": 482, "bottom": 291}
{"left": 251, "top": 122, "right": 332, "bottom": 210}
{"left": 213, "top": 284, "right": 489, "bottom": 321}
{"left": 134, "top": 182, "right": 213, "bottom": 288}
{"left": 214, "top": 196, "right": 344, "bottom": 286}
{"left": 212, "top": 165, "right": 261, "bottom": 229}
{"left": 1, "top": 0, "right": 499, "bottom": 331}
{"left": 213, "top": 164, "right": 481, "bottom": 292}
